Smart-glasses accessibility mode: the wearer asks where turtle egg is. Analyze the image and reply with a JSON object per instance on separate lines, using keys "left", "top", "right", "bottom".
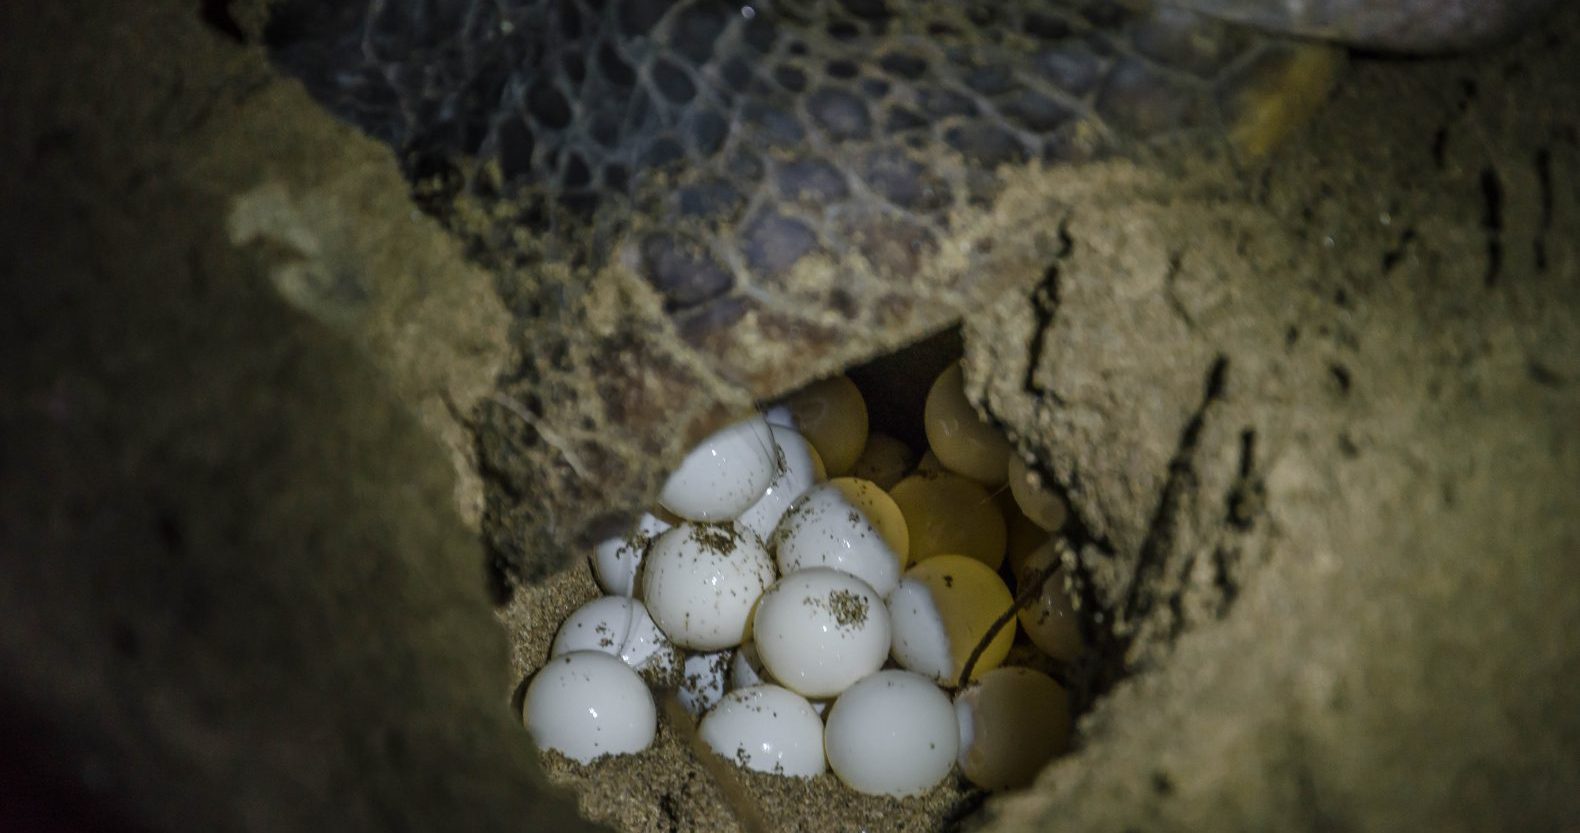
{"left": 824, "top": 669, "right": 959, "bottom": 797}
{"left": 642, "top": 523, "right": 775, "bottom": 651}
{"left": 765, "top": 374, "right": 869, "bottom": 476}
{"left": 676, "top": 649, "right": 733, "bottom": 717}
{"left": 924, "top": 363, "right": 1012, "bottom": 485}
{"left": 591, "top": 512, "right": 671, "bottom": 596}
{"left": 888, "top": 555, "right": 1016, "bottom": 685}
{"left": 850, "top": 431, "right": 915, "bottom": 490}
{"left": 523, "top": 651, "right": 657, "bottom": 763}
{"left": 772, "top": 478, "right": 909, "bottom": 596}
{"left": 699, "top": 684, "right": 827, "bottom": 777}
{"left": 1016, "top": 541, "right": 1084, "bottom": 662}
{"left": 1008, "top": 455, "right": 1068, "bottom": 532}
{"left": 730, "top": 641, "right": 772, "bottom": 690}
{"left": 752, "top": 568, "right": 890, "bottom": 699}
{"left": 550, "top": 596, "right": 679, "bottom": 677}
{"left": 954, "top": 667, "right": 1072, "bottom": 790}
{"left": 735, "top": 426, "right": 826, "bottom": 542}
{"left": 889, "top": 471, "right": 1007, "bottom": 570}
{"left": 659, "top": 415, "right": 778, "bottom": 522}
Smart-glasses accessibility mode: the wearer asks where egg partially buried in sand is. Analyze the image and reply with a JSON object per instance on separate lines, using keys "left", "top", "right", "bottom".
{"left": 642, "top": 523, "right": 775, "bottom": 651}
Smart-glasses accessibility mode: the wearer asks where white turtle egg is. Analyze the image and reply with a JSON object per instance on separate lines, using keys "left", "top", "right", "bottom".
{"left": 676, "top": 649, "right": 733, "bottom": 717}
{"left": 642, "top": 522, "right": 776, "bottom": 651}
{"left": 730, "top": 643, "right": 829, "bottom": 715}
{"left": 735, "top": 426, "right": 826, "bottom": 542}
{"left": 824, "top": 669, "right": 959, "bottom": 796}
{"left": 549, "top": 596, "right": 679, "bottom": 677}
{"left": 772, "top": 478, "right": 909, "bottom": 596}
{"left": 731, "top": 641, "right": 771, "bottom": 690}
{"left": 954, "top": 667, "right": 1072, "bottom": 791}
{"left": 752, "top": 568, "right": 890, "bottom": 699}
{"left": 699, "top": 684, "right": 827, "bottom": 777}
{"left": 659, "top": 415, "right": 778, "bottom": 522}
{"left": 591, "top": 512, "right": 671, "bottom": 596}
{"left": 523, "top": 651, "right": 657, "bottom": 763}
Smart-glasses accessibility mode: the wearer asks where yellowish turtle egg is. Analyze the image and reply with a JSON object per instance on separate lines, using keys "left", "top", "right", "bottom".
{"left": 954, "top": 667, "right": 1071, "bottom": 791}
{"left": 1008, "top": 454, "right": 1068, "bottom": 532}
{"left": 849, "top": 431, "right": 915, "bottom": 490}
{"left": 767, "top": 374, "right": 869, "bottom": 476}
{"left": 1016, "top": 541, "right": 1084, "bottom": 662}
{"left": 924, "top": 364, "right": 1011, "bottom": 485}
{"left": 888, "top": 472, "right": 1007, "bottom": 570}
{"left": 887, "top": 555, "right": 1016, "bottom": 685}
{"left": 997, "top": 490, "right": 1048, "bottom": 578}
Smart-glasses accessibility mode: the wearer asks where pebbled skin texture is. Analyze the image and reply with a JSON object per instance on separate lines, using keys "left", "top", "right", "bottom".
{"left": 267, "top": 0, "right": 1318, "bottom": 377}
{"left": 266, "top": 0, "right": 1342, "bottom": 584}
{"left": 262, "top": 0, "right": 1547, "bottom": 585}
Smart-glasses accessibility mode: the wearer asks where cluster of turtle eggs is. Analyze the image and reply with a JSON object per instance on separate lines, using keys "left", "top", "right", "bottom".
{"left": 524, "top": 364, "right": 1083, "bottom": 796}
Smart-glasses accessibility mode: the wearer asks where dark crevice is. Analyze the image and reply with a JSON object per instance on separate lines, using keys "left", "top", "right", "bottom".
{"left": 1528, "top": 360, "right": 1565, "bottom": 387}
{"left": 1226, "top": 428, "right": 1263, "bottom": 532}
{"left": 1535, "top": 147, "right": 1553, "bottom": 271}
{"left": 1021, "top": 218, "right": 1074, "bottom": 399}
{"left": 1120, "top": 355, "right": 1229, "bottom": 641}
{"left": 1479, "top": 167, "right": 1505, "bottom": 287}
{"left": 1329, "top": 363, "right": 1352, "bottom": 396}
{"left": 199, "top": 0, "right": 247, "bottom": 43}
{"left": 1380, "top": 227, "right": 1417, "bottom": 273}
{"left": 1431, "top": 126, "right": 1449, "bottom": 169}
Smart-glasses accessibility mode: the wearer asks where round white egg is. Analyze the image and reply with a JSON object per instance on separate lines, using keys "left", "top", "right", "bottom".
{"left": 591, "top": 512, "right": 671, "bottom": 596}
{"left": 659, "top": 415, "right": 778, "bottom": 522}
{"left": 699, "top": 684, "right": 827, "bottom": 777}
{"left": 642, "top": 523, "right": 776, "bottom": 651}
{"left": 824, "top": 669, "right": 959, "bottom": 796}
{"left": 735, "top": 427, "right": 824, "bottom": 542}
{"left": 772, "top": 482, "right": 905, "bottom": 596}
{"left": 676, "top": 649, "right": 733, "bottom": 717}
{"left": 523, "top": 651, "right": 657, "bottom": 763}
{"left": 549, "top": 596, "right": 678, "bottom": 676}
{"left": 752, "top": 568, "right": 890, "bottom": 699}
{"left": 885, "top": 577, "right": 955, "bottom": 683}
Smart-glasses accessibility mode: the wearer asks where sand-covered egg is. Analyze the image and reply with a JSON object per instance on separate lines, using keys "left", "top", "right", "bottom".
{"left": 924, "top": 364, "right": 1012, "bottom": 485}
{"left": 954, "top": 667, "right": 1072, "bottom": 790}
{"left": 642, "top": 523, "right": 775, "bottom": 651}
{"left": 736, "top": 426, "right": 826, "bottom": 542}
{"left": 699, "top": 684, "right": 827, "bottom": 777}
{"left": 889, "top": 471, "right": 1007, "bottom": 570}
{"left": 1016, "top": 541, "right": 1084, "bottom": 662}
{"left": 591, "top": 511, "right": 671, "bottom": 596}
{"left": 549, "top": 596, "right": 679, "bottom": 677}
{"left": 677, "top": 648, "right": 733, "bottom": 716}
{"left": 765, "top": 374, "right": 869, "bottom": 476}
{"left": 824, "top": 669, "right": 959, "bottom": 797}
{"left": 888, "top": 555, "right": 1016, "bottom": 685}
{"left": 772, "top": 478, "right": 909, "bottom": 596}
{"left": 524, "top": 651, "right": 657, "bottom": 763}
{"left": 1008, "top": 454, "right": 1068, "bottom": 532}
{"left": 659, "top": 415, "right": 778, "bottom": 522}
{"left": 752, "top": 568, "right": 890, "bottom": 699}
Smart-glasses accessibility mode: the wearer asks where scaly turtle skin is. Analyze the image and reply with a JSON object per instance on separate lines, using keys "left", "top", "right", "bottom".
{"left": 267, "top": 0, "right": 1553, "bottom": 585}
